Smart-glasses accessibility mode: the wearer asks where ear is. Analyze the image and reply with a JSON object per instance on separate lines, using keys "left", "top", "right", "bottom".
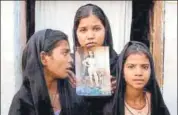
{"left": 40, "top": 51, "right": 48, "bottom": 66}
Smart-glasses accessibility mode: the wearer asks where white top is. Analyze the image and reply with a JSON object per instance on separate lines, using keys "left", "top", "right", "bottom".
{"left": 54, "top": 109, "right": 61, "bottom": 115}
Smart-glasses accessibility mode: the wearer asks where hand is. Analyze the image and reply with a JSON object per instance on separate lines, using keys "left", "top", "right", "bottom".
{"left": 67, "top": 70, "right": 76, "bottom": 88}
{"left": 110, "top": 76, "right": 117, "bottom": 94}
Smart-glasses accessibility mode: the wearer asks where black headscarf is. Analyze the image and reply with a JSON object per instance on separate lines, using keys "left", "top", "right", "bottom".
{"left": 9, "top": 29, "right": 86, "bottom": 115}
{"left": 111, "top": 41, "right": 170, "bottom": 115}
{"left": 72, "top": 4, "right": 119, "bottom": 115}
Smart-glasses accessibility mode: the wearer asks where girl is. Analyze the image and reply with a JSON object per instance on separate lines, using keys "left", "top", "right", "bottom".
{"left": 70, "top": 3, "right": 119, "bottom": 115}
{"left": 112, "top": 41, "right": 170, "bottom": 115}
{"left": 9, "top": 29, "right": 86, "bottom": 115}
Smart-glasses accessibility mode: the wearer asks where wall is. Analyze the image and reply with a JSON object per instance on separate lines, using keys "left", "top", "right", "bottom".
{"left": 1, "top": 2, "right": 15, "bottom": 115}
{"left": 1, "top": 1, "right": 26, "bottom": 115}
{"left": 163, "top": 1, "right": 177, "bottom": 115}
{"left": 35, "top": 1, "right": 132, "bottom": 53}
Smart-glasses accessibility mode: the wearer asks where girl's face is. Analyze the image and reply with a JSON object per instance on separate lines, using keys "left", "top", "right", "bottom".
{"left": 76, "top": 14, "right": 105, "bottom": 48}
{"left": 41, "top": 40, "right": 73, "bottom": 79}
{"left": 123, "top": 53, "right": 151, "bottom": 90}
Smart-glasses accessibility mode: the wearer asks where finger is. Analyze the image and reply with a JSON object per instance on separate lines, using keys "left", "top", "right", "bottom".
{"left": 70, "top": 82, "right": 76, "bottom": 88}
{"left": 67, "top": 70, "right": 75, "bottom": 77}
{"left": 111, "top": 80, "right": 117, "bottom": 86}
{"left": 111, "top": 90, "right": 114, "bottom": 94}
{"left": 69, "top": 78, "right": 76, "bottom": 86}
{"left": 112, "top": 86, "right": 117, "bottom": 91}
{"left": 67, "top": 75, "right": 74, "bottom": 83}
{"left": 67, "top": 70, "right": 76, "bottom": 82}
{"left": 67, "top": 71, "right": 77, "bottom": 87}
{"left": 71, "top": 82, "right": 76, "bottom": 88}
{"left": 110, "top": 76, "right": 116, "bottom": 81}
{"left": 68, "top": 79, "right": 76, "bottom": 88}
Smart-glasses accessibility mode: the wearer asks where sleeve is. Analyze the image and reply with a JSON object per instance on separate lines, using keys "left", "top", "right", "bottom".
{"left": 102, "top": 100, "right": 113, "bottom": 115}
{"left": 83, "top": 96, "right": 113, "bottom": 115}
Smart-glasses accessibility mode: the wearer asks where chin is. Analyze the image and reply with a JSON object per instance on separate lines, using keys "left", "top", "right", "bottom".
{"left": 61, "top": 74, "right": 68, "bottom": 79}
{"left": 133, "top": 85, "right": 145, "bottom": 90}
{"left": 56, "top": 73, "right": 68, "bottom": 79}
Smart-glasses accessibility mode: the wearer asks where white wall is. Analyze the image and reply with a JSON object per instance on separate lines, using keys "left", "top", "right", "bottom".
{"left": 35, "top": 1, "right": 132, "bottom": 54}
{"left": 1, "top": 2, "right": 15, "bottom": 115}
{"left": 1, "top": 1, "right": 26, "bottom": 115}
{"left": 163, "top": 1, "right": 177, "bottom": 115}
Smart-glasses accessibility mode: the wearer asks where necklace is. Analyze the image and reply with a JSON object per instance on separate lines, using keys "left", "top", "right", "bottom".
{"left": 50, "top": 90, "right": 59, "bottom": 109}
{"left": 125, "top": 94, "right": 150, "bottom": 115}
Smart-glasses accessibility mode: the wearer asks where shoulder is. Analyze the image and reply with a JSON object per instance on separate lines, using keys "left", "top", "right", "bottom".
{"left": 145, "top": 91, "right": 151, "bottom": 100}
{"left": 8, "top": 85, "right": 35, "bottom": 115}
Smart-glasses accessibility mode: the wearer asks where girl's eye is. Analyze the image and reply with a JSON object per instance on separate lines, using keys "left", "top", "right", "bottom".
{"left": 128, "top": 65, "right": 135, "bottom": 69}
{"left": 79, "top": 28, "right": 87, "bottom": 32}
{"left": 63, "top": 52, "right": 68, "bottom": 56}
{"left": 93, "top": 27, "right": 101, "bottom": 31}
{"left": 142, "top": 65, "right": 149, "bottom": 70}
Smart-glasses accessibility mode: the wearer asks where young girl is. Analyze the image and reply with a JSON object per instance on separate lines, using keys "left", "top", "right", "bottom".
{"left": 9, "top": 29, "right": 86, "bottom": 115}
{"left": 69, "top": 3, "right": 119, "bottom": 115}
{"left": 112, "top": 41, "right": 170, "bottom": 115}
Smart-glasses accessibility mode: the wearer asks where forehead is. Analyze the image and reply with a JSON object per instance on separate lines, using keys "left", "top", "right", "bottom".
{"left": 54, "top": 40, "right": 69, "bottom": 50}
{"left": 125, "top": 53, "right": 150, "bottom": 64}
{"left": 78, "top": 14, "right": 103, "bottom": 27}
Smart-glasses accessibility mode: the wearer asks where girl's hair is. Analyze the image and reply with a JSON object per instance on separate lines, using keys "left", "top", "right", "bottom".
{"left": 123, "top": 43, "right": 151, "bottom": 64}
{"left": 73, "top": 3, "right": 113, "bottom": 48}
{"left": 43, "top": 29, "right": 68, "bottom": 55}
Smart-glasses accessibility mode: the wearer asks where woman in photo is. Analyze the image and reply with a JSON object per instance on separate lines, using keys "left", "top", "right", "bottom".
{"left": 82, "top": 50, "right": 99, "bottom": 87}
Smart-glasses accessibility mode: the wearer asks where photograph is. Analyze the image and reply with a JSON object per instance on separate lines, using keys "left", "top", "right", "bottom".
{"left": 75, "top": 46, "right": 111, "bottom": 96}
